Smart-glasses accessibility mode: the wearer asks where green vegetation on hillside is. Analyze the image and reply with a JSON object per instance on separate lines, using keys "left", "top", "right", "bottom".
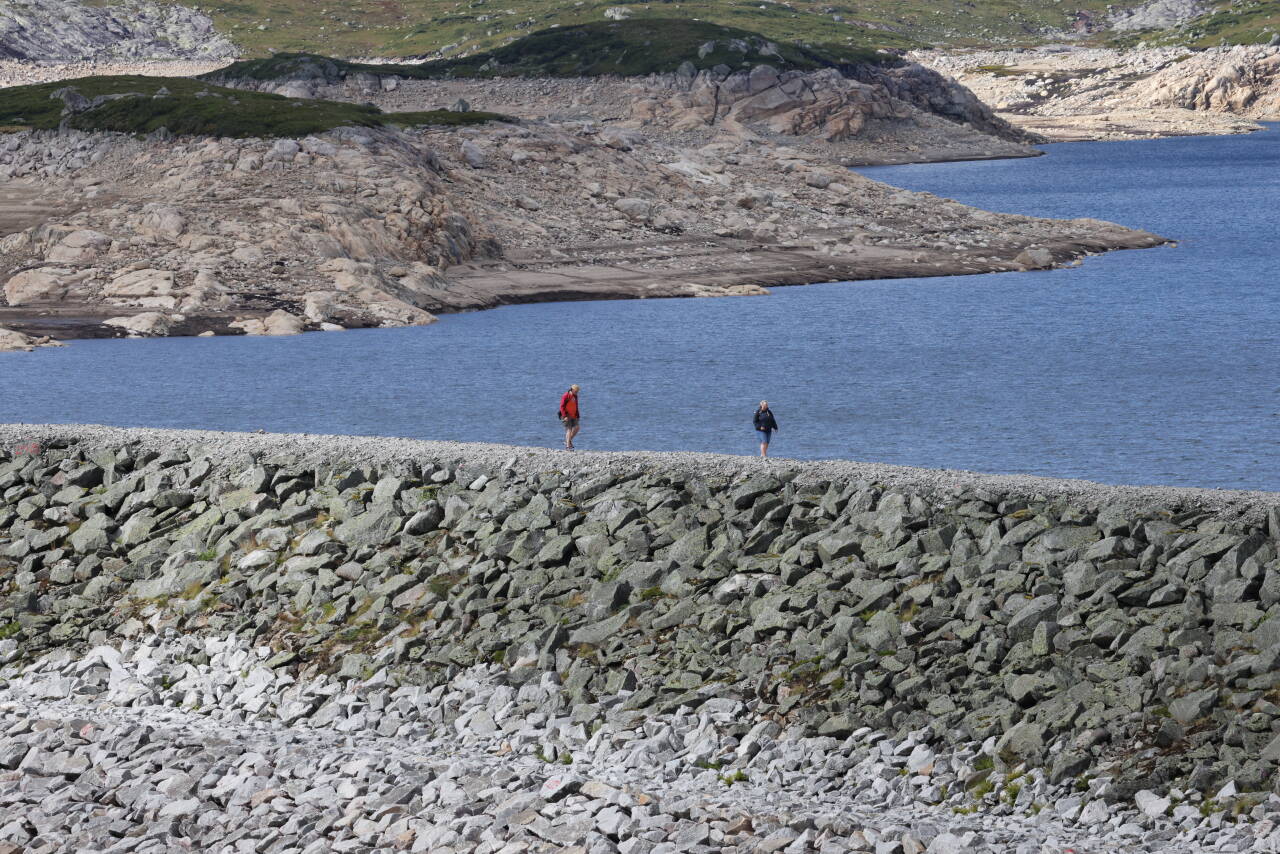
{"left": 189, "top": 0, "right": 1168, "bottom": 58}
{"left": 423, "top": 19, "right": 894, "bottom": 77}
{"left": 208, "top": 19, "right": 898, "bottom": 85}
{"left": 86, "top": 0, "right": 1280, "bottom": 59}
{"left": 195, "top": 0, "right": 927, "bottom": 58}
{"left": 0, "top": 76, "right": 507, "bottom": 138}
{"left": 1104, "top": 0, "right": 1280, "bottom": 47}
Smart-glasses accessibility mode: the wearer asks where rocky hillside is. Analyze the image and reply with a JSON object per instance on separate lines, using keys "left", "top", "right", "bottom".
{"left": 204, "top": 20, "right": 894, "bottom": 84}
{"left": 2, "top": 0, "right": 1276, "bottom": 72}
{"left": 1126, "top": 44, "right": 1280, "bottom": 114}
{"left": 917, "top": 45, "right": 1279, "bottom": 140}
{"left": 218, "top": 49, "right": 1035, "bottom": 147}
{"left": 173, "top": 0, "right": 1280, "bottom": 61}
{"left": 0, "top": 0, "right": 238, "bottom": 62}
{"left": 0, "top": 424, "right": 1278, "bottom": 853}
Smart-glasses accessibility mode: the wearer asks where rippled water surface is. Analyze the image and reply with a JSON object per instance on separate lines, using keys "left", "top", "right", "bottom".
{"left": 4, "top": 127, "right": 1278, "bottom": 489}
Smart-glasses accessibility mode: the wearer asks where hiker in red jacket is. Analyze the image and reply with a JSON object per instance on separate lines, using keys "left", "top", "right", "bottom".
{"left": 559, "top": 384, "right": 581, "bottom": 450}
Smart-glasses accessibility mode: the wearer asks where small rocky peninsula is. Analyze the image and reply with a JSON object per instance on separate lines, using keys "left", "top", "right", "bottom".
{"left": 0, "top": 59, "right": 1165, "bottom": 347}
{"left": 0, "top": 425, "right": 1279, "bottom": 852}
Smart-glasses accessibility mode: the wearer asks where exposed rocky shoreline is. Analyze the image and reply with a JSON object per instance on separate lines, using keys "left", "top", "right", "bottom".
{"left": 1, "top": 424, "right": 1279, "bottom": 852}
{"left": 917, "top": 46, "right": 1280, "bottom": 142}
{"left": 0, "top": 81, "right": 1165, "bottom": 348}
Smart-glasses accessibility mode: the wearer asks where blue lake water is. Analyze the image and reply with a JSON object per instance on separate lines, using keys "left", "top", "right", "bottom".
{"left": 3, "top": 127, "right": 1278, "bottom": 489}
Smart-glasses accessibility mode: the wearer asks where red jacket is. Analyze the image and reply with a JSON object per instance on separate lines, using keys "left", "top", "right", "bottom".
{"left": 559, "top": 391, "right": 579, "bottom": 419}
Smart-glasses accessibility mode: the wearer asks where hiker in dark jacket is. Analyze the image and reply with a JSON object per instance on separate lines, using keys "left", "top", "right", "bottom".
{"left": 754, "top": 400, "right": 778, "bottom": 458}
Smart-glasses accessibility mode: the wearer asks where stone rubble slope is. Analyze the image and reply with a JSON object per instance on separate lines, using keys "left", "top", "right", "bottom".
{"left": 0, "top": 0, "right": 238, "bottom": 62}
{"left": 1109, "top": 0, "right": 1211, "bottom": 32}
{"left": 917, "top": 46, "right": 1280, "bottom": 141}
{"left": 0, "top": 100, "right": 1162, "bottom": 343}
{"left": 0, "top": 58, "right": 230, "bottom": 89}
{"left": 3, "top": 632, "right": 1277, "bottom": 854}
{"left": 0, "top": 422, "right": 1279, "bottom": 852}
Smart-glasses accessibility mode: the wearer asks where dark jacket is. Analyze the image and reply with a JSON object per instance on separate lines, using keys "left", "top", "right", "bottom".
{"left": 754, "top": 407, "right": 778, "bottom": 431}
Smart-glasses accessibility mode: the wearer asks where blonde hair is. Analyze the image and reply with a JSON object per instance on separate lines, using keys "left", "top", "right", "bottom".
{"left": 570, "top": 384, "right": 580, "bottom": 391}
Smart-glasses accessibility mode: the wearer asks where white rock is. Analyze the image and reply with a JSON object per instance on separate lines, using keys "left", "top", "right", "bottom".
{"left": 104, "top": 312, "right": 171, "bottom": 336}
{"left": 104, "top": 268, "right": 175, "bottom": 301}
{"left": 1077, "top": 799, "right": 1110, "bottom": 825}
{"left": 0, "top": 326, "right": 62, "bottom": 351}
{"left": 1135, "top": 789, "right": 1171, "bottom": 818}
{"left": 3, "top": 267, "right": 73, "bottom": 305}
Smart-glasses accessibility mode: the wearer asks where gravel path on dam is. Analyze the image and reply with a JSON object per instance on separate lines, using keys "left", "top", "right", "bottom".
{"left": 2, "top": 423, "right": 1277, "bottom": 518}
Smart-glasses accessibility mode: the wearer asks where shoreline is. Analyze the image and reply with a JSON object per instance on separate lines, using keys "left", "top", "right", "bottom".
{"left": 439, "top": 227, "right": 1167, "bottom": 306}
{"left": 0, "top": 202, "right": 1167, "bottom": 343}
{"left": 0, "top": 229, "right": 1168, "bottom": 342}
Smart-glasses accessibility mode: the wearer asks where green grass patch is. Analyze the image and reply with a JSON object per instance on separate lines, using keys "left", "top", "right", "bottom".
{"left": 428, "top": 573, "right": 464, "bottom": 599}
{"left": 180, "top": 580, "right": 207, "bottom": 600}
{"left": 0, "top": 621, "right": 20, "bottom": 640}
{"left": 968, "top": 776, "right": 995, "bottom": 798}
{"left": 421, "top": 19, "right": 897, "bottom": 78}
{"left": 0, "top": 75, "right": 506, "bottom": 138}
{"left": 966, "top": 64, "right": 1024, "bottom": 76}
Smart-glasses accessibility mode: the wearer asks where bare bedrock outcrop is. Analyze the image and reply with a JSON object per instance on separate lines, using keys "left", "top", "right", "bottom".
{"left": 917, "top": 46, "right": 1280, "bottom": 141}
{"left": 0, "top": 111, "right": 1163, "bottom": 343}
